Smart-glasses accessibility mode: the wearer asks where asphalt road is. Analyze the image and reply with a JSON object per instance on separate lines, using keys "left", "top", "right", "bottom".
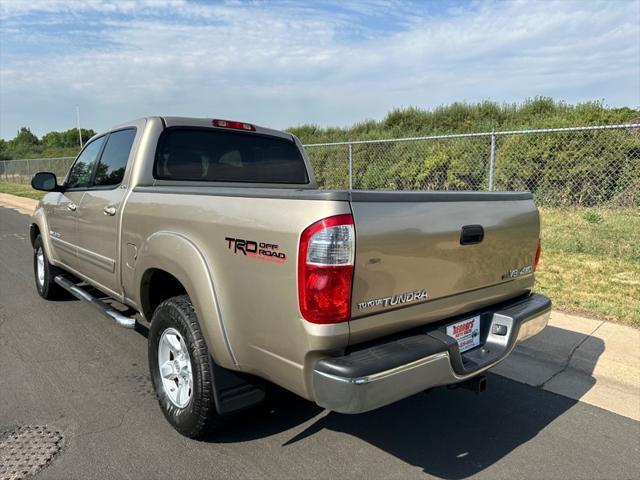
{"left": 1, "top": 206, "right": 639, "bottom": 480}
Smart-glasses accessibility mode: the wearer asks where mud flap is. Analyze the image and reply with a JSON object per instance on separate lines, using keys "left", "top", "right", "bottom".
{"left": 209, "top": 357, "right": 266, "bottom": 416}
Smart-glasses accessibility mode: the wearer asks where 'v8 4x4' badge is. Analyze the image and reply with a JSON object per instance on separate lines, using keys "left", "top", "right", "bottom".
{"left": 501, "top": 264, "right": 532, "bottom": 280}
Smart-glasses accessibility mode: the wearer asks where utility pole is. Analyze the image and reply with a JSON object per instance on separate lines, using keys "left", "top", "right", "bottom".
{"left": 76, "top": 105, "right": 83, "bottom": 149}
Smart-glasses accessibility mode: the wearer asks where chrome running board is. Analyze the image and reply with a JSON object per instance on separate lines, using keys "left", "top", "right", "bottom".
{"left": 54, "top": 276, "right": 136, "bottom": 328}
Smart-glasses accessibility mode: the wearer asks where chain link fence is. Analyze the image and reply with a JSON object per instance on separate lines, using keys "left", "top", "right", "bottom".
{"left": 1, "top": 124, "right": 639, "bottom": 207}
{"left": 305, "top": 124, "right": 640, "bottom": 207}
{"left": 0, "top": 157, "right": 75, "bottom": 184}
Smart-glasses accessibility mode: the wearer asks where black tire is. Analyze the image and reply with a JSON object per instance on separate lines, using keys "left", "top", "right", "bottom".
{"left": 33, "top": 235, "right": 65, "bottom": 300}
{"left": 148, "top": 294, "right": 224, "bottom": 438}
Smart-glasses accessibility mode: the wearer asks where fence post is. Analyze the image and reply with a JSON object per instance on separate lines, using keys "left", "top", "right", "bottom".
{"left": 348, "top": 143, "right": 353, "bottom": 190}
{"left": 488, "top": 130, "right": 496, "bottom": 191}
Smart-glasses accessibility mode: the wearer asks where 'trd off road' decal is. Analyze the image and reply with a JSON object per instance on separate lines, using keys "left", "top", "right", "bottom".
{"left": 225, "top": 237, "right": 287, "bottom": 264}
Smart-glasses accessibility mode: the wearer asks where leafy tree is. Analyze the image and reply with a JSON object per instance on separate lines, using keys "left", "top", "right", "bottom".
{"left": 42, "top": 128, "right": 95, "bottom": 149}
{"left": 13, "top": 127, "right": 39, "bottom": 146}
{"left": 1, "top": 127, "right": 95, "bottom": 160}
{"left": 0, "top": 139, "right": 8, "bottom": 161}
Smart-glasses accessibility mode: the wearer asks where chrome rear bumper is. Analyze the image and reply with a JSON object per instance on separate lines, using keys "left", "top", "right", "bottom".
{"left": 313, "top": 293, "right": 551, "bottom": 414}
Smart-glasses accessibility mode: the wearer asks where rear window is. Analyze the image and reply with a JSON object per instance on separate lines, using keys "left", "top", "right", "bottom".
{"left": 154, "top": 128, "right": 308, "bottom": 184}
{"left": 94, "top": 128, "right": 136, "bottom": 187}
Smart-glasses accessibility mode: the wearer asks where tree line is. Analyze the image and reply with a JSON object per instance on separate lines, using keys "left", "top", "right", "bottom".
{"left": 287, "top": 97, "right": 638, "bottom": 143}
{"left": 3, "top": 98, "right": 636, "bottom": 159}
{"left": 0, "top": 127, "right": 95, "bottom": 160}
{"left": 288, "top": 98, "right": 639, "bottom": 207}
{"left": 2, "top": 98, "right": 638, "bottom": 206}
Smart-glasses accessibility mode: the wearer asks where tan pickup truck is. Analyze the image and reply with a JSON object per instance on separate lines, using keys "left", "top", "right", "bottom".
{"left": 30, "top": 116, "right": 551, "bottom": 438}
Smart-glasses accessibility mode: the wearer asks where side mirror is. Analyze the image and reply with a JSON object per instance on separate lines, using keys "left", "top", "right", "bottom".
{"left": 31, "top": 172, "right": 60, "bottom": 192}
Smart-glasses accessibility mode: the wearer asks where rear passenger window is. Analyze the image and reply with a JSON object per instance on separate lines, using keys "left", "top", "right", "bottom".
{"left": 94, "top": 129, "right": 136, "bottom": 187}
{"left": 154, "top": 128, "right": 308, "bottom": 184}
{"left": 67, "top": 136, "right": 105, "bottom": 188}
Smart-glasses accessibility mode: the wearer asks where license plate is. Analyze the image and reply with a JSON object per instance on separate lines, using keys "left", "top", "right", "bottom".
{"left": 446, "top": 315, "right": 481, "bottom": 353}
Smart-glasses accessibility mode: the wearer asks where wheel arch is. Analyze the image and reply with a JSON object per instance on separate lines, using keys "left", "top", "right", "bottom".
{"left": 139, "top": 268, "right": 188, "bottom": 320}
{"left": 29, "top": 211, "right": 56, "bottom": 263}
{"left": 134, "top": 231, "right": 237, "bottom": 369}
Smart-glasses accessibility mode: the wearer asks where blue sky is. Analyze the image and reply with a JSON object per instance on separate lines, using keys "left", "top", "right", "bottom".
{"left": 1, "top": 0, "right": 639, "bottom": 139}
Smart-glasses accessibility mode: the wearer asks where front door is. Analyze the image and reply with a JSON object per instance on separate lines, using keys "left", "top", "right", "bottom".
{"left": 47, "top": 135, "right": 106, "bottom": 269}
{"left": 46, "top": 191, "right": 84, "bottom": 266}
{"left": 75, "top": 128, "right": 137, "bottom": 295}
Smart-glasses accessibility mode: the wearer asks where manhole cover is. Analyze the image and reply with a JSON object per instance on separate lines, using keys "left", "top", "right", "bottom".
{"left": 0, "top": 425, "right": 63, "bottom": 480}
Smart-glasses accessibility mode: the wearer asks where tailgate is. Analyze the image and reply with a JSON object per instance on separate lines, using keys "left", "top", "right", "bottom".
{"left": 349, "top": 191, "right": 539, "bottom": 335}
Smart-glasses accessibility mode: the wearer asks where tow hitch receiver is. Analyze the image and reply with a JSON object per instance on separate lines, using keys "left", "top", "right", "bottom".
{"left": 453, "top": 374, "right": 488, "bottom": 395}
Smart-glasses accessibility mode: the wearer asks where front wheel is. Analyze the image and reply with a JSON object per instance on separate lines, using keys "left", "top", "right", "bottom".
{"left": 148, "top": 295, "right": 224, "bottom": 438}
{"left": 33, "top": 235, "right": 64, "bottom": 300}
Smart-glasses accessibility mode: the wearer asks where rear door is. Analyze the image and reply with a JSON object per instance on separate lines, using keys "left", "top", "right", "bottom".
{"left": 75, "top": 128, "right": 137, "bottom": 295}
{"left": 48, "top": 136, "right": 106, "bottom": 267}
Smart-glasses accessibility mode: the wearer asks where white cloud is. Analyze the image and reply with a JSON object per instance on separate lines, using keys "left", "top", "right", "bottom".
{"left": 0, "top": 0, "right": 638, "bottom": 138}
{"left": 0, "top": 0, "right": 189, "bottom": 16}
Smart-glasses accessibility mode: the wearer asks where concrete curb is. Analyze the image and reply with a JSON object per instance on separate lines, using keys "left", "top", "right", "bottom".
{"left": 1, "top": 192, "right": 639, "bottom": 420}
{"left": 492, "top": 311, "right": 640, "bottom": 421}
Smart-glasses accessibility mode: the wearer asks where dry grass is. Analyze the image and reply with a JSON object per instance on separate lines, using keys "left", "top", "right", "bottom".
{"left": 536, "top": 207, "right": 639, "bottom": 327}
{"left": 0, "top": 181, "right": 44, "bottom": 200}
{"left": 1, "top": 181, "right": 638, "bottom": 326}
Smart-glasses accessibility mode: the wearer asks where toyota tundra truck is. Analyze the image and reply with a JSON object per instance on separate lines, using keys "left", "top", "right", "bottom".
{"left": 29, "top": 116, "right": 550, "bottom": 438}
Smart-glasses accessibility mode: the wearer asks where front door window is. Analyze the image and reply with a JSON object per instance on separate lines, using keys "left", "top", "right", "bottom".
{"left": 66, "top": 136, "right": 105, "bottom": 189}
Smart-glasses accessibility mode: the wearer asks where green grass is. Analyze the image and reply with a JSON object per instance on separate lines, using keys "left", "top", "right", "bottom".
{"left": 0, "top": 181, "right": 44, "bottom": 200}
{"left": 1, "top": 181, "right": 637, "bottom": 326}
{"left": 537, "top": 207, "right": 640, "bottom": 327}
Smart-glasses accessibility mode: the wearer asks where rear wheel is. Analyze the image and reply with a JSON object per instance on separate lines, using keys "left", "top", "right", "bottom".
{"left": 148, "top": 295, "right": 225, "bottom": 438}
{"left": 33, "top": 235, "right": 64, "bottom": 300}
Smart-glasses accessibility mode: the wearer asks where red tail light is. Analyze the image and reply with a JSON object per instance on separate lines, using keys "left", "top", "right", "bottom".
{"left": 298, "top": 214, "right": 355, "bottom": 324}
{"left": 534, "top": 239, "right": 541, "bottom": 271}
{"left": 212, "top": 119, "right": 256, "bottom": 131}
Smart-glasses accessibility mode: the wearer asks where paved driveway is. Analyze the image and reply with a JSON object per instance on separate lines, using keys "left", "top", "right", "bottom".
{"left": 1, "top": 207, "right": 638, "bottom": 479}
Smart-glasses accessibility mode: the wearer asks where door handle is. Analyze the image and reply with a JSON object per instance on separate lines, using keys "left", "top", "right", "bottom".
{"left": 460, "top": 225, "right": 484, "bottom": 245}
{"left": 67, "top": 203, "right": 77, "bottom": 212}
{"left": 103, "top": 206, "right": 117, "bottom": 216}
